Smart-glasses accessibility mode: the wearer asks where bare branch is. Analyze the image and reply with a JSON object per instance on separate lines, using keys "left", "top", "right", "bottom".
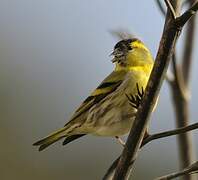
{"left": 170, "top": 53, "right": 189, "bottom": 101}
{"left": 176, "top": 1, "right": 198, "bottom": 27}
{"left": 110, "top": 2, "right": 198, "bottom": 179}
{"left": 156, "top": 0, "right": 166, "bottom": 16}
{"left": 155, "top": 161, "right": 198, "bottom": 180}
{"left": 164, "top": 0, "right": 177, "bottom": 19}
{"left": 103, "top": 121, "right": 198, "bottom": 179}
{"left": 142, "top": 122, "right": 198, "bottom": 146}
{"left": 182, "top": 0, "right": 197, "bottom": 86}
{"left": 112, "top": 23, "right": 179, "bottom": 180}
{"left": 155, "top": 0, "right": 194, "bottom": 18}
{"left": 169, "top": 1, "right": 197, "bottom": 179}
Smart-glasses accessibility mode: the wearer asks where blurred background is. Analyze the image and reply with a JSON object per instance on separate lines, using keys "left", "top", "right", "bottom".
{"left": 0, "top": 0, "right": 198, "bottom": 179}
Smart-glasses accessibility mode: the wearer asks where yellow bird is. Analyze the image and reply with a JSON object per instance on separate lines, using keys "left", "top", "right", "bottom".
{"left": 33, "top": 38, "right": 154, "bottom": 151}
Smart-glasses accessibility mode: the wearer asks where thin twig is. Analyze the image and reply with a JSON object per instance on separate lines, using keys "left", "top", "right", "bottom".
{"left": 170, "top": 75, "right": 194, "bottom": 180}
{"left": 142, "top": 122, "right": 198, "bottom": 146}
{"left": 156, "top": 0, "right": 166, "bottom": 16}
{"left": 170, "top": 53, "right": 189, "bottom": 100}
{"left": 103, "top": 121, "right": 198, "bottom": 180}
{"left": 169, "top": 1, "right": 198, "bottom": 180}
{"left": 164, "top": 0, "right": 177, "bottom": 19}
{"left": 176, "top": 1, "right": 198, "bottom": 27}
{"left": 155, "top": 0, "right": 193, "bottom": 17}
{"left": 182, "top": 0, "right": 197, "bottom": 87}
{"left": 155, "top": 161, "right": 198, "bottom": 180}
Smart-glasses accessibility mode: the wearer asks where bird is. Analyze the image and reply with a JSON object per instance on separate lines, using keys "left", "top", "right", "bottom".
{"left": 33, "top": 38, "right": 154, "bottom": 151}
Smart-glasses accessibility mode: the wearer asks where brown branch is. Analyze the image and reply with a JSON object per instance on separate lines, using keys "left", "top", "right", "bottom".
{"left": 157, "top": 1, "right": 197, "bottom": 180}
{"left": 170, "top": 58, "right": 194, "bottom": 180}
{"left": 155, "top": 1, "right": 197, "bottom": 179}
{"left": 103, "top": 121, "right": 198, "bottom": 180}
{"left": 182, "top": 2, "right": 197, "bottom": 85}
{"left": 155, "top": 161, "right": 198, "bottom": 180}
{"left": 156, "top": 0, "right": 166, "bottom": 16}
{"left": 155, "top": 0, "right": 193, "bottom": 17}
{"left": 142, "top": 122, "right": 198, "bottom": 146}
{"left": 172, "top": 52, "right": 189, "bottom": 97}
{"left": 109, "top": 2, "right": 198, "bottom": 180}
{"left": 168, "top": 1, "right": 197, "bottom": 180}
{"left": 169, "top": 53, "right": 188, "bottom": 100}
{"left": 164, "top": 0, "right": 177, "bottom": 19}
{"left": 176, "top": 1, "right": 198, "bottom": 27}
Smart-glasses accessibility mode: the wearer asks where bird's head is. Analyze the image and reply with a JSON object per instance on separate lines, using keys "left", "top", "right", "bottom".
{"left": 111, "top": 38, "right": 153, "bottom": 71}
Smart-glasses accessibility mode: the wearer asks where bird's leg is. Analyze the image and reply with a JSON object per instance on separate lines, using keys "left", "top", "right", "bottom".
{"left": 115, "top": 131, "right": 149, "bottom": 148}
{"left": 115, "top": 136, "right": 125, "bottom": 147}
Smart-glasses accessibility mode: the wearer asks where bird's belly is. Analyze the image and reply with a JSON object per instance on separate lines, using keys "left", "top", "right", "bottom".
{"left": 92, "top": 116, "right": 135, "bottom": 136}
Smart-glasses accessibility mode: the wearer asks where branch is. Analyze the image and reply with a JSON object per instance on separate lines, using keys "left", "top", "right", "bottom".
{"left": 103, "top": 122, "right": 198, "bottom": 180}
{"left": 155, "top": 161, "right": 198, "bottom": 180}
{"left": 169, "top": 53, "right": 189, "bottom": 100}
{"left": 110, "top": 2, "right": 198, "bottom": 179}
{"left": 182, "top": 0, "right": 197, "bottom": 86}
{"left": 169, "top": 1, "right": 197, "bottom": 179}
{"left": 153, "top": 1, "right": 197, "bottom": 180}
{"left": 156, "top": 0, "right": 166, "bottom": 16}
{"left": 164, "top": 0, "right": 177, "bottom": 19}
{"left": 176, "top": 1, "right": 198, "bottom": 27}
{"left": 142, "top": 122, "right": 198, "bottom": 146}
{"left": 155, "top": 0, "right": 193, "bottom": 17}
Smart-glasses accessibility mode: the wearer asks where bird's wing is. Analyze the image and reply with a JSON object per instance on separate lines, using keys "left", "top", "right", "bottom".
{"left": 65, "top": 70, "right": 127, "bottom": 125}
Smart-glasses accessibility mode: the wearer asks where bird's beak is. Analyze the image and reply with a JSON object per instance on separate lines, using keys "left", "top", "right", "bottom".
{"left": 110, "top": 48, "right": 123, "bottom": 63}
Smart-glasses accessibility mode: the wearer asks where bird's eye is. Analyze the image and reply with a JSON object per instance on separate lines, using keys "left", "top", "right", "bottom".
{"left": 126, "top": 39, "right": 133, "bottom": 44}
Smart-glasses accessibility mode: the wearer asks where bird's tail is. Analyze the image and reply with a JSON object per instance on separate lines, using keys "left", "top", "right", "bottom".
{"left": 33, "top": 127, "right": 69, "bottom": 151}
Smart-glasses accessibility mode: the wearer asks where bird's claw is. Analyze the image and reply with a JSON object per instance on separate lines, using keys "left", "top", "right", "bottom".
{"left": 126, "top": 83, "right": 144, "bottom": 109}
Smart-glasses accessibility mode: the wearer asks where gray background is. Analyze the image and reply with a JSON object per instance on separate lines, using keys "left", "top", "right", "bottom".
{"left": 0, "top": 0, "right": 198, "bottom": 180}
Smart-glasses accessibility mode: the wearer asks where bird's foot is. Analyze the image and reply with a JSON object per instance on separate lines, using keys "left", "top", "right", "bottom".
{"left": 126, "top": 83, "right": 144, "bottom": 109}
{"left": 115, "top": 136, "right": 125, "bottom": 147}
